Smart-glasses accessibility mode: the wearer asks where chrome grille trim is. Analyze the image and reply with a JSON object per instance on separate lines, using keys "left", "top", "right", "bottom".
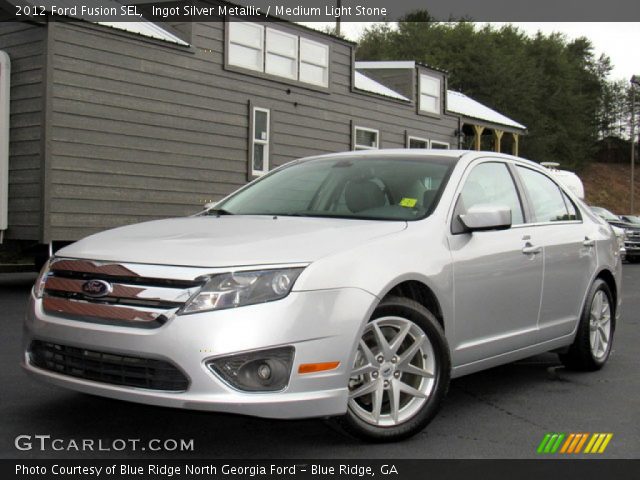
{"left": 43, "top": 296, "right": 174, "bottom": 327}
{"left": 43, "top": 258, "right": 207, "bottom": 328}
{"left": 45, "top": 277, "right": 199, "bottom": 306}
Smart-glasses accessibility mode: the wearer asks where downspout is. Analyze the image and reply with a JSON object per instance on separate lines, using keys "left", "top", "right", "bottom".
{"left": 0, "top": 51, "right": 10, "bottom": 244}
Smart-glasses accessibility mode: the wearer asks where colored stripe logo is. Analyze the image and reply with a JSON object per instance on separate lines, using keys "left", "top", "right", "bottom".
{"left": 537, "top": 433, "right": 613, "bottom": 454}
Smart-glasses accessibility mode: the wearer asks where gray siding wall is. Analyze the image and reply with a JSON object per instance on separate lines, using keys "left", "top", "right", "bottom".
{"left": 0, "top": 22, "right": 45, "bottom": 240}
{"left": 47, "top": 20, "right": 458, "bottom": 240}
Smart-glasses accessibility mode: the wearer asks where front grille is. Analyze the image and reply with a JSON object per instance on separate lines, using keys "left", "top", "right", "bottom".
{"left": 42, "top": 258, "right": 205, "bottom": 328}
{"left": 29, "top": 340, "right": 189, "bottom": 391}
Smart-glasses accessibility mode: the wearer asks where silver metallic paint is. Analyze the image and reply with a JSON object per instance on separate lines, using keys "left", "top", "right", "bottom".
{"left": 23, "top": 150, "right": 622, "bottom": 419}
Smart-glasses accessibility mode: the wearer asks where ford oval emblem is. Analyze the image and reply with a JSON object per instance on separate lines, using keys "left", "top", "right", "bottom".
{"left": 81, "top": 279, "right": 112, "bottom": 298}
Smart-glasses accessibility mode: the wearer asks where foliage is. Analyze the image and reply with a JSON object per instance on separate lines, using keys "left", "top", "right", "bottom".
{"left": 356, "top": 16, "right": 619, "bottom": 168}
{"left": 598, "top": 79, "right": 640, "bottom": 140}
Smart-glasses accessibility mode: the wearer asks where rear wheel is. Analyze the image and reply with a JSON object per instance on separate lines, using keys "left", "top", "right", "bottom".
{"left": 559, "top": 279, "right": 615, "bottom": 371}
{"left": 333, "top": 296, "right": 450, "bottom": 442}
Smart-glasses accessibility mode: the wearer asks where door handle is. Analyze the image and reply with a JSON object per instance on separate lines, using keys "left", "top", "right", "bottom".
{"left": 583, "top": 237, "right": 596, "bottom": 247}
{"left": 522, "top": 243, "right": 542, "bottom": 255}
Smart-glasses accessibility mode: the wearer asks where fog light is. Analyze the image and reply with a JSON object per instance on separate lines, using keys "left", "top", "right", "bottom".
{"left": 257, "top": 363, "right": 272, "bottom": 380}
{"left": 208, "top": 346, "right": 294, "bottom": 392}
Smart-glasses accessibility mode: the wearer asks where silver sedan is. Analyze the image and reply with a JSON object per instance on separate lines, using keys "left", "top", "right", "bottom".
{"left": 24, "top": 150, "right": 622, "bottom": 441}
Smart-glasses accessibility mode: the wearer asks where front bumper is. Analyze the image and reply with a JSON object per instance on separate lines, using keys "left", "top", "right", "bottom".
{"left": 23, "top": 287, "right": 377, "bottom": 419}
{"left": 624, "top": 240, "right": 640, "bottom": 257}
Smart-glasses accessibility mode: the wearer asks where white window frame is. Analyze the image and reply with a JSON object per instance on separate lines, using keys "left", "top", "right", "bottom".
{"left": 299, "top": 37, "right": 329, "bottom": 87}
{"left": 251, "top": 107, "right": 270, "bottom": 176}
{"left": 407, "top": 136, "right": 430, "bottom": 149}
{"left": 353, "top": 126, "right": 379, "bottom": 151}
{"left": 419, "top": 73, "right": 441, "bottom": 115}
{"left": 430, "top": 140, "right": 450, "bottom": 149}
{"left": 227, "top": 22, "right": 330, "bottom": 88}
{"left": 227, "top": 21, "right": 264, "bottom": 72}
{"left": 265, "top": 27, "right": 298, "bottom": 80}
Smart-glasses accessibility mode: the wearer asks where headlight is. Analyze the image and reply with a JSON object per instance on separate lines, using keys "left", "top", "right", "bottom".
{"left": 33, "top": 258, "right": 52, "bottom": 299}
{"left": 179, "top": 268, "right": 304, "bottom": 315}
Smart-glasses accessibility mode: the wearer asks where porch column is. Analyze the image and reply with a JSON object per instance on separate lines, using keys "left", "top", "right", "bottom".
{"left": 512, "top": 133, "right": 519, "bottom": 156}
{"left": 472, "top": 125, "right": 485, "bottom": 151}
{"left": 493, "top": 129, "right": 504, "bottom": 152}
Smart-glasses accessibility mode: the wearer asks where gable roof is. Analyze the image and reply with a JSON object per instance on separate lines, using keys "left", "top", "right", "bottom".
{"left": 354, "top": 61, "right": 525, "bottom": 131}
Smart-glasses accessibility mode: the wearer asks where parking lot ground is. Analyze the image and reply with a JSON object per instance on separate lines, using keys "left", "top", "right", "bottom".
{"left": 1, "top": 267, "right": 638, "bottom": 459}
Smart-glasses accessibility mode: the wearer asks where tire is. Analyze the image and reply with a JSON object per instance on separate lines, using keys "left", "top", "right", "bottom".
{"left": 332, "top": 296, "right": 451, "bottom": 442}
{"left": 559, "top": 279, "right": 615, "bottom": 371}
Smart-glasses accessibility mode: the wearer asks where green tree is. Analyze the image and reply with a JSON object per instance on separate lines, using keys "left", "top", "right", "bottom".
{"left": 356, "top": 15, "right": 610, "bottom": 169}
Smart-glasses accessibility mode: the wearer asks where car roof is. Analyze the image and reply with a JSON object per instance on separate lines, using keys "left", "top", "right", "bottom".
{"left": 298, "top": 149, "right": 541, "bottom": 168}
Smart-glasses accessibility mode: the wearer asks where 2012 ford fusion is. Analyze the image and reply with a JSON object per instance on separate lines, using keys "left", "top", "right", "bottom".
{"left": 23, "top": 150, "right": 621, "bottom": 441}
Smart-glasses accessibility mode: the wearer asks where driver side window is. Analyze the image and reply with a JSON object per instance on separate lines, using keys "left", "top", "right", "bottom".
{"left": 453, "top": 162, "right": 524, "bottom": 232}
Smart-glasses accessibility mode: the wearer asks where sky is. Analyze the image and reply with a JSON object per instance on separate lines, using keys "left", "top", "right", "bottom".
{"left": 301, "top": 22, "right": 640, "bottom": 82}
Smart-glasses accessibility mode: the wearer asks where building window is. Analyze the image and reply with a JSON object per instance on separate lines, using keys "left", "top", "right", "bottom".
{"left": 408, "top": 136, "right": 429, "bottom": 149}
{"left": 228, "top": 22, "right": 264, "bottom": 72}
{"left": 419, "top": 74, "right": 441, "bottom": 115}
{"left": 228, "top": 22, "right": 329, "bottom": 88}
{"left": 431, "top": 140, "right": 450, "bottom": 149}
{"left": 251, "top": 107, "right": 270, "bottom": 176}
{"left": 265, "top": 28, "right": 298, "bottom": 80}
{"left": 354, "top": 126, "right": 379, "bottom": 150}
{"left": 299, "top": 38, "right": 329, "bottom": 87}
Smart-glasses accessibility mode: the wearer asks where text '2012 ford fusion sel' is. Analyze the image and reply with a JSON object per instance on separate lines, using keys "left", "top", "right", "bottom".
{"left": 23, "top": 150, "right": 622, "bottom": 441}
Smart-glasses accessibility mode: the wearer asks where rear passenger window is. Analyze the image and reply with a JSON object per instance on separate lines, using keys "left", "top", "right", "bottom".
{"left": 516, "top": 167, "right": 571, "bottom": 222}
{"left": 561, "top": 191, "right": 579, "bottom": 220}
{"left": 459, "top": 162, "right": 524, "bottom": 225}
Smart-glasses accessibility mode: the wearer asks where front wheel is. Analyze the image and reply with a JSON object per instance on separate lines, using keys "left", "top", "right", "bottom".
{"left": 559, "top": 279, "right": 615, "bottom": 371}
{"left": 332, "top": 296, "right": 450, "bottom": 442}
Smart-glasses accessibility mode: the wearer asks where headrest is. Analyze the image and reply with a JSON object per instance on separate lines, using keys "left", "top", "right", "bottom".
{"left": 423, "top": 190, "right": 437, "bottom": 210}
{"left": 345, "top": 179, "right": 386, "bottom": 213}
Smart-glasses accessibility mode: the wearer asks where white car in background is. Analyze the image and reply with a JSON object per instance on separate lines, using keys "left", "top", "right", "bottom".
{"left": 541, "top": 162, "right": 585, "bottom": 200}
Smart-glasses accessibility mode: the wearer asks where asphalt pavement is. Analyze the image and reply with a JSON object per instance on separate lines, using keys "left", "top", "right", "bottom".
{"left": 1, "top": 267, "right": 638, "bottom": 459}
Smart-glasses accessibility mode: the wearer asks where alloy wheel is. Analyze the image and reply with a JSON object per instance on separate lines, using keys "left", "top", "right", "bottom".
{"left": 348, "top": 316, "right": 436, "bottom": 427}
{"left": 589, "top": 290, "right": 612, "bottom": 360}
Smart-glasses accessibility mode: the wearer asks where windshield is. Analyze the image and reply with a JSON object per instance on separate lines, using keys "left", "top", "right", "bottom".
{"left": 591, "top": 207, "right": 619, "bottom": 221}
{"left": 214, "top": 155, "right": 455, "bottom": 221}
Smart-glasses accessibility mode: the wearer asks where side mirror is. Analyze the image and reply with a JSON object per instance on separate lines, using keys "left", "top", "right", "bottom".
{"left": 459, "top": 205, "right": 512, "bottom": 232}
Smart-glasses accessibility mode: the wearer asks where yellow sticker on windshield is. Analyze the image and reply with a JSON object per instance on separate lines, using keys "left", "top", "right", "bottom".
{"left": 399, "top": 198, "right": 417, "bottom": 208}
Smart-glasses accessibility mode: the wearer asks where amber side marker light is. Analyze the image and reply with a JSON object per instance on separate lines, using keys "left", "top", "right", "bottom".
{"left": 298, "top": 362, "right": 340, "bottom": 374}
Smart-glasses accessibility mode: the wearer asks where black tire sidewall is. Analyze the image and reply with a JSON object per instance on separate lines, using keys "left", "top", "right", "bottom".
{"left": 570, "top": 279, "right": 615, "bottom": 369}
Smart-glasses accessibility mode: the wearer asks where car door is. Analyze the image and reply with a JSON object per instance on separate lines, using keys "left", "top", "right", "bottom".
{"left": 448, "top": 160, "right": 544, "bottom": 366}
{"left": 515, "top": 165, "right": 597, "bottom": 340}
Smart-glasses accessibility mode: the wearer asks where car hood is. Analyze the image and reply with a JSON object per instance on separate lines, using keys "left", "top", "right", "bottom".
{"left": 57, "top": 215, "right": 408, "bottom": 267}
{"left": 607, "top": 219, "right": 639, "bottom": 230}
